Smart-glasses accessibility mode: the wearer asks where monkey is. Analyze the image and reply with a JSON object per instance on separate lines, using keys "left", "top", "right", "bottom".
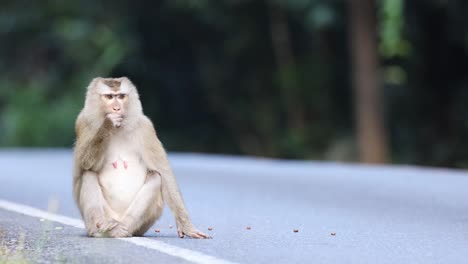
{"left": 72, "top": 77, "right": 210, "bottom": 238}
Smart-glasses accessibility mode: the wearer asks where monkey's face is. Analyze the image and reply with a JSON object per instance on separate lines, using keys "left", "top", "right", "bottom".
{"left": 100, "top": 92, "right": 129, "bottom": 115}
{"left": 97, "top": 79, "right": 130, "bottom": 116}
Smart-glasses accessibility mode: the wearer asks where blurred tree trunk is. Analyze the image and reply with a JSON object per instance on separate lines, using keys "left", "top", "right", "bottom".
{"left": 349, "top": 0, "right": 390, "bottom": 163}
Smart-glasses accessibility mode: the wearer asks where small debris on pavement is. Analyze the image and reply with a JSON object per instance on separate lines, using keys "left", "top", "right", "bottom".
{"left": 246, "top": 226, "right": 251, "bottom": 230}
{"left": 331, "top": 232, "right": 336, "bottom": 236}
{"left": 293, "top": 229, "right": 299, "bottom": 233}
{"left": 155, "top": 229, "right": 160, "bottom": 233}
{"left": 169, "top": 225, "right": 173, "bottom": 229}
{"left": 208, "top": 227, "right": 213, "bottom": 231}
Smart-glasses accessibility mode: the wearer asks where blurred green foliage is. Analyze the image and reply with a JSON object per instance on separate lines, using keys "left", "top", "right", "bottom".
{"left": 378, "top": 0, "right": 410, "bottom": 58}
{"left": 1, "top": 0, "right": 468, "bottom": 167}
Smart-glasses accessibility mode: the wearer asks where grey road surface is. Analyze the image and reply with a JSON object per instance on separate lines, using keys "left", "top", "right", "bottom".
{"left": 1, "top": 149, "right": 468, "bottom": 263}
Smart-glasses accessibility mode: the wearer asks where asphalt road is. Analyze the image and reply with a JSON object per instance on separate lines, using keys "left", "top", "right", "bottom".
{"left": 1, "top": 149, "right": 468, "bottom": 263}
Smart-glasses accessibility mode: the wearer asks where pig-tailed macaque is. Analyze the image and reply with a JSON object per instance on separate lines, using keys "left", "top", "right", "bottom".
{"left": 73, "top": 77, "right": 210, "bottom": 238}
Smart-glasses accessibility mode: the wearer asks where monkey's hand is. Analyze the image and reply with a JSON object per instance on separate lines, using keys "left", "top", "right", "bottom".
{"left": 107, "top": 113, "right": 123, "bottom": 128}
{"left": 177, "top": 224, "right": 211, "bottom": 239}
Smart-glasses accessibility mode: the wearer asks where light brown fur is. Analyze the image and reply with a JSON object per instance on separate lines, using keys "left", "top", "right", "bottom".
{"left": 73, "top": 77, "right": 209, "bottom": 238}
{"left": 102, "top": 79, "right": 121, "bottom": 90}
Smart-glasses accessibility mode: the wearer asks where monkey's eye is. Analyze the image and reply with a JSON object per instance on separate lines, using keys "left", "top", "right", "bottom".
{"left": 104, "top": 94, "right": 114, "bottom": 100}
{"left": 117, "top": 94, "right": 126, "bottom": 100}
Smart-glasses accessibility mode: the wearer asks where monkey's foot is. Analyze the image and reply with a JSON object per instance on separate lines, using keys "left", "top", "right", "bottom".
{"left": 96, "top": 218, "right": 119, "bottom": 232}
{"left": 86, "top": 213, "right": 118, "bottom": 237}
{"left": 108, "top": 223, "right": 131, "bottom": 238}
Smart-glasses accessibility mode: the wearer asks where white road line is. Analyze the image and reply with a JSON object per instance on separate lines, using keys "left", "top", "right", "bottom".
{"left": 0, "top": 199, "right": 237, "bottom": 264}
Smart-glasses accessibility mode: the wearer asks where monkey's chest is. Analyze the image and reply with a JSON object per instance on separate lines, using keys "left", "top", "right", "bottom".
{"left": 98, "top": 145, "right": 147, "bottom": 216}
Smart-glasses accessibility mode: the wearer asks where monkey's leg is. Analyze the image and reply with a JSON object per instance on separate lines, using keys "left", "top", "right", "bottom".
{"left": 79, "top": 171, "right": 120, "bottom": 237}
{"left": 114, "top": 173, "right": 163, "bottom": 237}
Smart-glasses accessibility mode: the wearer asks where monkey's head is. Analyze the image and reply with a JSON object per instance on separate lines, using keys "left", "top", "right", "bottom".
{"left": 84, "top": 77, "right": 143, "bottom": 125}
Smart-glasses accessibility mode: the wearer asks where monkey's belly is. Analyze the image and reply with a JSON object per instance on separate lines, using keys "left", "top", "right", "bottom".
{"left": 98, "top": 155, "right": 147, "bottom": 217}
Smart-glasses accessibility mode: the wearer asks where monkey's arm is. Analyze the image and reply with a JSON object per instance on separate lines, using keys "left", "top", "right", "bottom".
{"left": 140, "top": 118, "right": 210, "bottom": 239}
{"left": 75, "top": 114, "right": 113, "bottom": 172}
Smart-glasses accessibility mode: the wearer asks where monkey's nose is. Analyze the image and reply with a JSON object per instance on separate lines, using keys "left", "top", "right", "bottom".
{"left": 113, "top": 107, "right": 121, "bottom": 112}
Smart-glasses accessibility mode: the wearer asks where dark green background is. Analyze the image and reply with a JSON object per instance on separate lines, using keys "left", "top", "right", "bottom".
{"left": 1, "top": 0, "right": 467, "bottom": 167}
